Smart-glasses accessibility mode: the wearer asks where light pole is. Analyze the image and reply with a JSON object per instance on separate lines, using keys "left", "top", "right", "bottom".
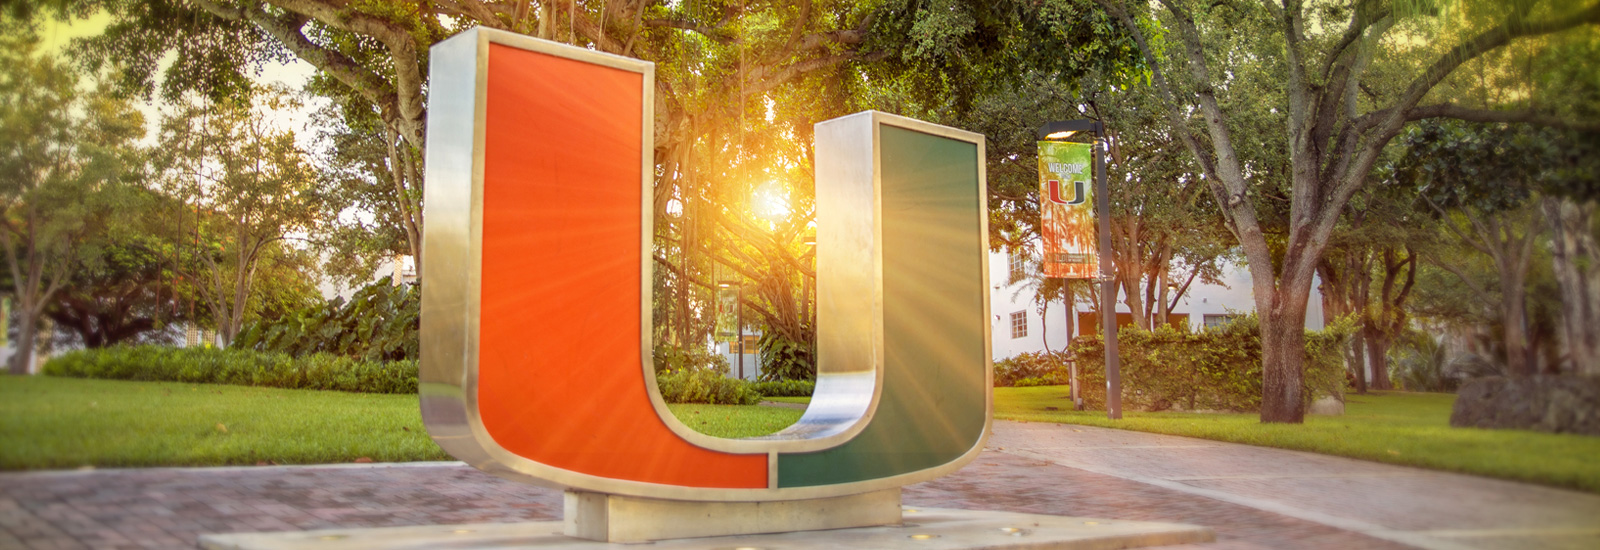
{"left": 719, "top": 280, "right": 745, "bottom": 380}
{"left": 1037, "top": 118, "right": 1121, "bottom": 420}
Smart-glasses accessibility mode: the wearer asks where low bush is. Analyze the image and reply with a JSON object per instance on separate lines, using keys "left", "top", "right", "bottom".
{"left": 43, "top": 345, "right": 417, "bottom": 394}
{"left": 656, "top": 366, "right": 762, "bottom": 405}
{"left": 751, "top": 379, "right": 814, "bottom": 397}
{"left": 1070, "top": 314, "right": 1348, "bottom": 413}
{"left": 995, "top": 351, "right": 1073, "bottom": 387}
{"left": 652, "top": 345, "right": 731, "bottom": 374}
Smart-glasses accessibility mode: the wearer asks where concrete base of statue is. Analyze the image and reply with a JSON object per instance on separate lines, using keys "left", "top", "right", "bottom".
{"left": 199, "top": 504, "right": 1215, "bottom": 550}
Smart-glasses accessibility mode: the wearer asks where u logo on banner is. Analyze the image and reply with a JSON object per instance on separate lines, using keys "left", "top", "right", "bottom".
{"left": 1047, "top": 180, "right": 1087, "bottom": 205}
{"left": 420, "top": 28, "right": 992, "bottom": 502}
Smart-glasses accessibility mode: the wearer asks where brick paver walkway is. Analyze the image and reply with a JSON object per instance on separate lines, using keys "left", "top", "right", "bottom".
{"left": 3, "top": 421, "right": 1595, "bottom": 550}
{"left": 990, "top": 422, "right": 1600, "bottom": 550}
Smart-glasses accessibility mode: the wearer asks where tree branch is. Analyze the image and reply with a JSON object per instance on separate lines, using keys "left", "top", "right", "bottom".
{"left": 1406, "top": 103, "right": 1600, "bottom": 131}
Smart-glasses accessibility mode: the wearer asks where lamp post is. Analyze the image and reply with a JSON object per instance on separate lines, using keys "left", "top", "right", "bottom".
{"left": 1037, "top": 119, "right": 1121, "bottom": 420}
{"left": 719, "top": 280, "right": 746, "bottom": 380}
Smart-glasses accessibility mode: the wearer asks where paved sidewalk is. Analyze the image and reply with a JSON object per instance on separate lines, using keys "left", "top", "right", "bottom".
{"left": 2, "top": 421, "right": 1595, "bottom": 549}
{"left": 989, "top": 421, "right": 1600, "bottom": 550}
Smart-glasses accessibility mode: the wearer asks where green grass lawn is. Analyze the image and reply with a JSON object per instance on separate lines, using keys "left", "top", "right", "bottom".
{"left": 0, "top": 376, "right": 800, "bottom": 469}
{"left": 997, "top": 386, "right": 1600, "bottom": 493}
{"left": 0, "top": 376, "right": 450, "bottom": 469}
{"left": 667, "top": 404, "right": 803, "bottom": 438}
{"left": 762, "top": 396, "right": 812, "bottom": 405}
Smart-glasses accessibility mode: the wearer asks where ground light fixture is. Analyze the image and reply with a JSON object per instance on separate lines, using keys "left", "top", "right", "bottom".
{"left": 1037, "top": 118, "right": 1122, "bottom": 420}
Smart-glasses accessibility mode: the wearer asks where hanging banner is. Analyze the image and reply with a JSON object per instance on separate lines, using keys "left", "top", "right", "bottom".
{"left": 1037, "top": 141, "right": 1097, "bottom": 279}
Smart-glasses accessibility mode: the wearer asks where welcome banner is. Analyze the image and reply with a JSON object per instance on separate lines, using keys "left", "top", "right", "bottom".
{"left": 1037, "top": 141, "right": 1097, "bottom": 278}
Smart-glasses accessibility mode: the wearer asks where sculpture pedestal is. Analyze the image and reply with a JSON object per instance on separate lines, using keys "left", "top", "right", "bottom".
{"left": 199, "top": 507, "right": 1214, "bottom": 550}
{"left": 565, "top": 488, "right": 903, "bottom": 542}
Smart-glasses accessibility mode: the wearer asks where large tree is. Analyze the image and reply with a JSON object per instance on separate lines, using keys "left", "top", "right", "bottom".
{"left": 153, "top": 86, "right": 323, "bottom": 345}
{"left": 1090, "top": 0, "right": 1600, "bottom": 421}
{"left": 0, "top": 31, "right": 145, "bottom": 374}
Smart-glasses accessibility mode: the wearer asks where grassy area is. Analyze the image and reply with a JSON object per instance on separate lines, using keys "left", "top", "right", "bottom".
{"left": 1, "top": 376, "right": 449, "bottom": 469}
{"left": 0, "top": 376, "right": 800, "bottom": 469}
{"left": 667, "top": 404, "right": 803, "bottom": 437}
{"left": 996, "top": 386, "right": 1600, "bottom": 493}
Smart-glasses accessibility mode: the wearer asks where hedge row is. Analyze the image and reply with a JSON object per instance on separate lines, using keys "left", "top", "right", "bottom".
{"left": 656, "top": 367, "right": 763, "bottom": 405}
{"left": 43, "top": 345, "right": 417, "bottom": 394}
{"left": 45, "top": 344, "right": 818, "bottom": 403}
{"left": 655, "top": 368, "right": 816, "bottom": 405}
{"left": 1000, "top": 315, "right": 1349, "bottom": 413}
{"left": 750, "top": 379, "right": 815, "bottom": 397}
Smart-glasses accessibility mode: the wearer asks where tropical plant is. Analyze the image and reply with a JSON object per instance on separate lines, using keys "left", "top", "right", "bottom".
{"left": 757, "top": 330, "right": 814, "bottom": 381}
{"left": 233, "top": 279, "right": 418, "bottom": 362}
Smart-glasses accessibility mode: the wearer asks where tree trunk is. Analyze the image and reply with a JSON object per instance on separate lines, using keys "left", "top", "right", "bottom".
{"left": 1365, "top": 326, "right": 1393, "bottom": 390}
{"left": 1544, "top": 197, "right": 1600, "bottom": 375}
{"left": 1348, "top": 329, "right": 1368, "bottom": 394}
{"left": 1260, "top": 293, "right": 1309, "bottom": 423}
{"left": 7, "top": 297, "right": 37, "bottom": 375}
{"left": 1259, "top": 264, "right": 1315, "bottom": 423}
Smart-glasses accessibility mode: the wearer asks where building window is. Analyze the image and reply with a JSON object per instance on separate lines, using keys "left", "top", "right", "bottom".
{"left": 1010, "top": 311, "right": 1028, "bottom": 339}
{"left": 1203, "top": 314, "right": 1241, "bottom": 330}
{"left": 1008, "top": 250, "right": 1028, "bottom": 282}
{"left": 735, "top": 335, "right": 759, "bottom": 354}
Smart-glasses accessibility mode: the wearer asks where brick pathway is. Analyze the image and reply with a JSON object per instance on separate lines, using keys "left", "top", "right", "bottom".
{"left": 2, "top": 421, "right": 1595, "bottom": 550}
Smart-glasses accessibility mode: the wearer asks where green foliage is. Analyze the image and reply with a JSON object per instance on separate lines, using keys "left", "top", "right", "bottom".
{"left": 0, "top": 29, "right": 148, "bottom": 372}
{"left": 750, "top": 379, "right": 815, "bottom": 398}
{"left": 655, "top": 366, "right": 762, "bottom": 406}
{"left": 1391, "top": 331, "right": 1456, "bottom": 392}
{"left": 42, "top": 345, "right": 416, "bottom": 394}
{"left": 1069, "top": 315, "right": 1347, "bottom": 412}
{"left": 757, "top": 330, "right": 815, "bottom": 381}
{"left": 994, "top": 351, "right": 1072, "bottom": 387}
{"left": 233, "top": 280, "right": 419, "bottom": 361}
{"left": 1012, "top": 376, "right": 1059, "bottom": 388}
{"left": 651, "top": 344, "right": 730, "bottom": 375}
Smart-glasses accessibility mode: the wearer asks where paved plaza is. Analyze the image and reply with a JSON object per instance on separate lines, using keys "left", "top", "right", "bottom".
{"left": 3, "top": 421, "right": 1597, "bottom": 550}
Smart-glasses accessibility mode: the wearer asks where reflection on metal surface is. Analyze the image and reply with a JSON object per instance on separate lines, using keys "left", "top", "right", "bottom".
{"left": 419, "top": 27, "right": 991, "bottom": 502}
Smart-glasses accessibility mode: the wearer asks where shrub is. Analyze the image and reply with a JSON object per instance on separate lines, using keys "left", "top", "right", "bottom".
{"left": 652, "top": 345, "right": 731, "bottom": 374}
{"left": 994, "top": 351, "right": 1072, "bottom": 387}
{"left": 43, "top": 345, "right": 417, "bottom": 394}
{"left": 234, "top": 280, "right": 419, "bottom": 361}
{"left": 655, "top": 366, "right": 762, "bottom": 405}
{"left": 751, "top": 379, "right": 815, "bottom": 397}
{"left": 1069, "top": 314, "right": 1348, "bottom": 413}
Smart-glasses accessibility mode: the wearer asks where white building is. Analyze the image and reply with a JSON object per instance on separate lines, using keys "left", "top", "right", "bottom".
{"left": 989, "top": 250, "right": 1324, "bottom": 360}
{"left": 716, "top": 332, "right": 764, "bottom": 381}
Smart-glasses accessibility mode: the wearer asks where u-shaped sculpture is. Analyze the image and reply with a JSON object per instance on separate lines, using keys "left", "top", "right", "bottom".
{"left": 420, "top": 27, "right": 992, "bottom": 503}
